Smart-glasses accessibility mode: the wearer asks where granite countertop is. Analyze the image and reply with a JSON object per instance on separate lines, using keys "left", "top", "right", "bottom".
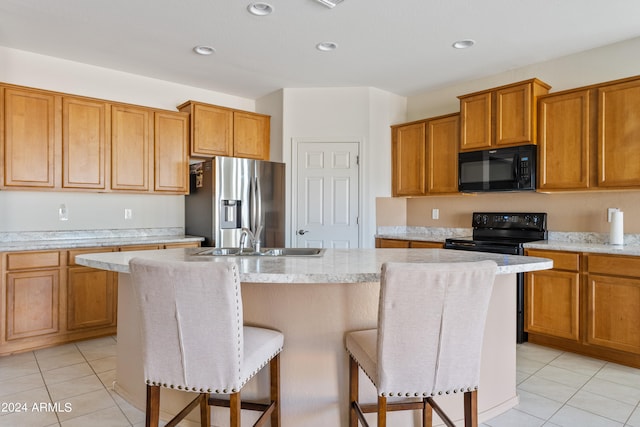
{"left": 76, "top": 247, "right": 552, "bottom": 283}
{"left": 376, "top": 226, "right": 640, "bottom": 257}
{"left": 0, "top": 228, "right": 204, "bottom": 252}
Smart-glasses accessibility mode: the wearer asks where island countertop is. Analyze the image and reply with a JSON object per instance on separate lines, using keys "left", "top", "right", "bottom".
{"left": 76, "top": 247, "right": 552, "bottom": 283}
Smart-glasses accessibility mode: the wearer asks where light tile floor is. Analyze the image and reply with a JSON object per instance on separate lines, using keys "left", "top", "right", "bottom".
{"left": 1, "top": 337, "right": 640, "bottom": 426}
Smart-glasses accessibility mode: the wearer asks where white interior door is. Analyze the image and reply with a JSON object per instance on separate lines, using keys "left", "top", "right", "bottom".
{"left": 295, "top": 141, "right": 360, "bottom": 248}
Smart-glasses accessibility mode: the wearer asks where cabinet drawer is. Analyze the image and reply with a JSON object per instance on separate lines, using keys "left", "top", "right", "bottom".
{"left": 526, "top": 249, "right": 580, "bottom": 271}
{"left": 68, "top": 248, "right": 115, "bottom": 266}
{"left": 588, "top": 254, "right": 640, "bottom": 277}
{"left": 6, "top": 251, "right": 61, "bottom": 270}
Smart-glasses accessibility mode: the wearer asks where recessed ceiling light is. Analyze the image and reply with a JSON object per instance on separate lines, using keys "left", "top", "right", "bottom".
{"left": 193, "top": 45, "right": 216, "bottom": 55}
{"left": 314, "top": 0, "right": 344, "bottom": 8}
{"left": 316, "top": 42, "right": 338, "bottom": 52}
{"left": 452, "top": 39, "right": 475, "bottom": 49}
{"left": 247, "top": 2, "right": 274, "bottom": 16}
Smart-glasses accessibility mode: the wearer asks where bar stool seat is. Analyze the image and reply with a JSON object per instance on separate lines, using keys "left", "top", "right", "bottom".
{"left": 129, "top": 257, "right": 283, "bottom": 427}
{"left": 346, "top": 260, "right": 497, "bottom": 427}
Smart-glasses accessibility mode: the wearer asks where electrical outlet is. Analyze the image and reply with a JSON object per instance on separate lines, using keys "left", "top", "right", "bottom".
{"left": 124, "top": 208, "right": 133, "bottom": 220}
{"left": 607, "top": 207, "right": 619, "bottom": 222}
{"left": 432, "top": 208, "right": 439, "bottom": 220}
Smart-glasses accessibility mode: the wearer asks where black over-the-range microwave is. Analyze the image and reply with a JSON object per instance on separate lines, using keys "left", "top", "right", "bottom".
{"left": 458, "top": 144, "right": 537, "bottom": 192}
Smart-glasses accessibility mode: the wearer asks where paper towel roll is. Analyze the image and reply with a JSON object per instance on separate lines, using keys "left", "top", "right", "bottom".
{"left": 610, "top": 211, "right": 624, "bottom": 245}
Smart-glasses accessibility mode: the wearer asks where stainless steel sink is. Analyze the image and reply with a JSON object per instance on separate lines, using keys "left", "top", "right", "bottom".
{"left": 262, "top": 248, "right": 325, "bottom": 256}
{"left": 195, "top": 247, "right": 325, "bottom": 257}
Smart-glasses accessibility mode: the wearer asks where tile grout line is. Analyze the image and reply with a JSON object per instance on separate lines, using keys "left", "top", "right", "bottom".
{"left": 73, "top": 340, "right": 136, "bottom": 427}
{"left": 33, "top": 349, "right": 63, "bottom": 427}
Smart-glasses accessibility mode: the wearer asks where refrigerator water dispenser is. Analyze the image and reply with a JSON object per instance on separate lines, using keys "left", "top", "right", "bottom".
{"left": 220, "top": 200, "right": 242, "bottom": 229}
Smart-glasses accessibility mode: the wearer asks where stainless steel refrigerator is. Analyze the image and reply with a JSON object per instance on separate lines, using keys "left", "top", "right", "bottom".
{"left": 185, "top": 157, "right": 286, "bottom": 248}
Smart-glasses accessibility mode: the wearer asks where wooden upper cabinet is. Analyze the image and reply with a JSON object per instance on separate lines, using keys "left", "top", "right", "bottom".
{"left": 459, "top": 79, "right": 550, "bottom": 151}
{"left": 598, "top": 78, "right": 640, "bottom": 188}
{"left": 391, "top": 121, "right": 426, "bottom": 196}
{"left": 427, "top": 113, "right": 459, "bottom": 194}
{"left": 233, "top": 111, "right": 270, "bottom": 160}
{"left": 2, "top": 87, "right": 60, "bottom": 188}
{"left": 459, "top": 92, "right": 492, "bottom": 150}
{"left": 178, "top": 100, "right": 270, "bottom": 160}
{"left": 111, "top": 105, "right": 151, "bottom": 191}
{"left": 154, "top": 111, "right": 189, "bottom": 193}
{"left": 392, "top": 113, "right": 459, "bottom": 196}
{"left": 63, "top": 96, "right": 109, "bottom": 189}
{"left": 179, "top": 101, "right": 233, "bottom": 157}
{"left": 537, "top": 89, "right": 593, "bottom": 190}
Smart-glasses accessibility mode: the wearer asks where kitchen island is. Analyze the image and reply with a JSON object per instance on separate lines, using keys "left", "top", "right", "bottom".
{"left": 77, "top": 248, "right": 552, "bottom": 427}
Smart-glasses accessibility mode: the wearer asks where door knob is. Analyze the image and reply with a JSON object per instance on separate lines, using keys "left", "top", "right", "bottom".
{"left": 297, "top": 229, "right": 309, "bottom": 235}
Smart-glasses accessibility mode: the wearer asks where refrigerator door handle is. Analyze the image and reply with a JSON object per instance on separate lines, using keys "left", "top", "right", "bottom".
{"left": 250, "top": 176, "right": 262, "bottom": 236}
{"left": 255, "top": 176, "right": 262, "bottom": 233}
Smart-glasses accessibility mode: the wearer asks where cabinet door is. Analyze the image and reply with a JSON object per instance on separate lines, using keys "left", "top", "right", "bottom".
{"left": 587, "top": 274, "right": 640, "bottom": 354}
{"left": 538, "top": 90, "right": 592, "bottom": 190}
{"left": 459, "top": 92, "right": 492, "bottom": 150}
{"left": 233, "top": 111, "right": 270, "bottom": 160}
{"left": 6, "top": 270, "right": 60, "bottom": 340}
{"left": 391, "top": 122, "right": 426, "bottom": 196}
{"left": 525, "top": 269, "right": 580, "bottom": 341}
{"left": 598, "top": 79, "right": 640, "bottom": 187}
{"left": 154, "top": 111, "right": 189, "bottom": 193}
{"left": 190, "top": 103, "right": 233, "bottom": 157}
{"left": 427, "top": 114, "right": 459, "bottom": 193}
{"left": 495, "top": 82, "right": 532, "bottom": 146}
{"left": 63, "top": 97, "right": 108, "bottom": 189}
{"left": 3, "top": 87, "right": 59, "bottom": 188}
{"left": 67, "top": 267, "right": 116, "bottom": 330}
{"left": 111, "top": 105, "right": 151, "bottom": 191}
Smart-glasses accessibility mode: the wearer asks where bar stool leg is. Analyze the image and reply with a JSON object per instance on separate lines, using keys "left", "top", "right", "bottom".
{"left": 200, "top": 393, "right": 210, "bottom": 427}
{"left": 145, "top": 385, "right": 160, "bottom": 427}
{"left": 422, "top": 397, "right": 433, "bottom": 427}
{"left": 230, "top": 392, "right": 241, "bottom": 427}
{"left": 349, "top": 356, "right": 359, "bottom": 427}
{"left": 270, "top": 354, "right": 281, "bottom": 426}
{"left": 377, "top": 396, "right": 387, "bottom": 427}
{"left": 464, "top": 390, "right": 478, "bottom": 427}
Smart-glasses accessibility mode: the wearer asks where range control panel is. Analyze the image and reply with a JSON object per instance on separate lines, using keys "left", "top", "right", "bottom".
{"left": 472, "top": 212, "right": 547, "bottom": 231}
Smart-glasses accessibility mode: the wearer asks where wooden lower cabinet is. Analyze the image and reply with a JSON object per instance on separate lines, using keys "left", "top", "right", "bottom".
{"left": 525, "top": 249, "right": 640, "bottom": 368}
{"left": 375, "top": 238, "right": 443, "bottom": 249}
{"left": 6, "top": 269, "right": 60, "bottom": 341}
{"left": 0, "top": 242, "right": 199, "bottom": 356}
{"left": 586, "top": 254, "right": 640, "bottom": 356}
{"left": 525, "top": 250, "right": 580, "bottom": 341}
{"left": 67, "top": 248, "right": 116, "bottom": 331}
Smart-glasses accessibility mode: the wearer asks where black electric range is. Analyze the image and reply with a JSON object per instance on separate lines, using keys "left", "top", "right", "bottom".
{"left": 444, "top": 212, "right": 548, "bottom": 343}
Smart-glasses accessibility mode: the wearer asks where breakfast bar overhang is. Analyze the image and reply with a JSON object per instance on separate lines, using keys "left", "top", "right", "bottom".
{"left": 77, "top": 248, "right": 552, "bottom": 427}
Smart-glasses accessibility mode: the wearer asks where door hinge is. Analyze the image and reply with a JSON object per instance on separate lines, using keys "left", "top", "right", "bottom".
{"left": 356, "top": 155, "right": 359, "bottom": 166}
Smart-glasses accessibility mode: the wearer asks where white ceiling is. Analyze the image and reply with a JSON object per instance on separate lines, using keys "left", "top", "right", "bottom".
{"left": 1, "top": 0, "right": 640, "bottom": 100}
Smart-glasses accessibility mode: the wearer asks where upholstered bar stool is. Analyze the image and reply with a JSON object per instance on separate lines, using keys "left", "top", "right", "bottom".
{"left": 129, "top": 258, "right": 284, "bottom": 427}
{"left": 346, "top": 260, "right": 498, "bottom": 427}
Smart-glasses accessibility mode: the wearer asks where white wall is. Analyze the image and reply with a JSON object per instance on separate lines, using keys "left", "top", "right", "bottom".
{"left": 0, "top": 47, "right": 256, "bottom": 232}
{"left": 282, "top": 87, "right": 406, "bottom": 247}
{"left": 256, "top": 89, "right": 284, "bottom": 162}
{"left": 406, "top": 36, "right": 640, "bottom": 121}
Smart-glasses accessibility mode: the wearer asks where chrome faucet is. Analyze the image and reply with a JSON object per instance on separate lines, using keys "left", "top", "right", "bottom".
{"left": 239, "top": 226, "right": 262, "bottom": 253}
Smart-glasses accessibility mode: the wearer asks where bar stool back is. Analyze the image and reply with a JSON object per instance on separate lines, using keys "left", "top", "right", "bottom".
{"left": 129, "top": 258, "right": 283, "bottom": 427}
{"left": 346, "top": 260, "right": 497, "bottom": 427}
